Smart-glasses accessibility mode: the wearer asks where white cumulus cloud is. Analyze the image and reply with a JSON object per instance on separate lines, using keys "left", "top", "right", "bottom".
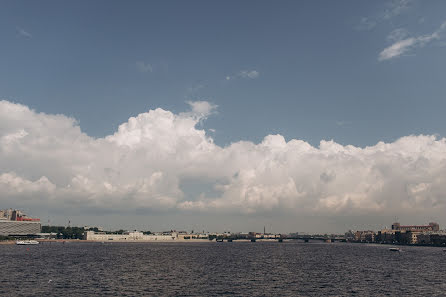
{"left": 1, "top": 100, "right": 446, "bottom": 219}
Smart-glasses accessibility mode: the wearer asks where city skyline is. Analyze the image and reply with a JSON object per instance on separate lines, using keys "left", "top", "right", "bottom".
{"left": 1, "top": 1, "right": 446, "bottom": 233}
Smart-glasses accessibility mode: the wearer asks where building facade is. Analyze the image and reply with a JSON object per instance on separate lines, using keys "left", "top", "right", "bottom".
{"left": 391, "top": 222, "right": 439, "bottom": 232}
{"left": 354, "top": 230, "right": 376, "bottom": 242}
{"left": 0, "top": 209, "right": 41, "bottom": 236}
{"left": 84, "top": 230, "right": 179, "bottom": 241}
{"left": 0, "top": 220, "right": 41, "bottom": 236}
{"left": 376, "top": 229, "right": 396, "bottom": 243}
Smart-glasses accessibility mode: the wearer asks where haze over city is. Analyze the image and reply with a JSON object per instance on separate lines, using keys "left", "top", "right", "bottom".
{"left": 1, "top": 0, "right": 446, "bottom": 233}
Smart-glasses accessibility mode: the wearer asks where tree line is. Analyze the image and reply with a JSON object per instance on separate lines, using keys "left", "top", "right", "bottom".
{"left": 41, "top": 226, "right": 86, "bottom": 239}
{"left": 41, "top": 226, "right": 153, "bottom": 239}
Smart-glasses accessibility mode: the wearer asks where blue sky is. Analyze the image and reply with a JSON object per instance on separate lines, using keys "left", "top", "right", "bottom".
{"left": 2, "top": 0, "right": 446, "bottom": 147}
{"left": 1, "top": 1, "right": 446, "bottom": 232}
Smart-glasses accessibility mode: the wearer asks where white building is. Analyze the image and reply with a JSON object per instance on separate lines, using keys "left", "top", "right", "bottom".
{"left": 84, "top": 230, "right": 179, "bottom": 241}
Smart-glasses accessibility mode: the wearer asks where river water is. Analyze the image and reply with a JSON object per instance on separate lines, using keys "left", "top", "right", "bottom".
{"left": 1, "top": 241, "right": 445, "bottom": 296}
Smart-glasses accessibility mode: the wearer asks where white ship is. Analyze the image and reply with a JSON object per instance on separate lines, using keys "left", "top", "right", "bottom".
{"left": 16, "top": 240, "right": 39, "bottom": 245}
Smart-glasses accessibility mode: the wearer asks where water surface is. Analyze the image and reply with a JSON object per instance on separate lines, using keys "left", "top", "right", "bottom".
{"left": 1, "top": 241, "right": 445, "bottom": 296}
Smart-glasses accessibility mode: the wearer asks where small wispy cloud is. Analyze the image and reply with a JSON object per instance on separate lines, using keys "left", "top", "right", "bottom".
{"left": 383, "top": 0, "right": 412, "bottom": 20}
{"left": 239, "top": 70, "right": 259, "bottom": 79}
{"left": 135, "top": 61, "right": 153, "bottom": 73}
{"left": 16, "top": 27, "right": 32, "bottom": 38}
{"left": 386, "top": 28, "right": 410, "bottom": 42}
{"left": 357, "top": 17, "right": 377, "bottom": 31}
{"left": 226, "top": 70, "right": 259, "bottom": 81}
{"left": 336, "top": 121, "right": 352, "bottom": 127}
{"left": 187, "top": 84, "right": 205, "bottom": 93}
{"left": 357, "top": 0, "right": 414, "bottom": 31}
{"left": 379, "top": 21, "right": 446, "bottom": 61}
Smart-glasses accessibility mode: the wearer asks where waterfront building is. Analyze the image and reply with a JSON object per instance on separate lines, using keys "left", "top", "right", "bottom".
{"left": 0, "top": 208, "right": 13, "bottom": 220}
{"left": 344, "top": 230, "right": 354, "bottom": 241}
{"left": 0, "top": 209, "right": 41, "bottom": 236}
{"left": 177, "top": 233, "right": 208, "bottom": 240}
{"left": 415, "top": 231, "right": 446, "bottom": 245}
{"left": 397, "top": 231, "right": 419, "bottom": 244}
{"left": 84, "top": 230, "right": 214, "bottom": 241}
{"left": 390, "top": 222, "right": 440, "bottom": 244}
{"left": 430, "top": 233, "right": 446, "bottom": 246}
{"left": 36, "top": 232, "right": 58, "bottom": 239}
{"left": 391, "top": 222, "right": 439, "bottom": 232}
{"left": 0, "top": 220, "right": 41, "bottom": 236}
{"left": 416, "top": 233, "right": 432, "bottom": 244}
{"left": 354, "top": 230, "right": 375, "bottom": 242}
{"left": 84, "top": 230, "right": 179, "bottom": 241}
{"left": 376, "top": 229, "right": 397, "bottom": 243}
{"left": 247, "top": 231, "right": 280, "bottom": 239}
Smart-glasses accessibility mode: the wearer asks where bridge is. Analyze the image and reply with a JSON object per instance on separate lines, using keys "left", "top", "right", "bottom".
{"left": 287, "top": 235, "right": 346, "bottom": 242}
{"left": 216, "top": 236, "right": 346, "bottom": 243}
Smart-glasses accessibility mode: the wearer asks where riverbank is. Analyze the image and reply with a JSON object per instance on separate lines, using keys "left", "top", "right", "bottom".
{"left": 38, "top": 239, "right": 282, "bottom": 243}
{"left": 0, "top": 240, "right": 15, "bottom": 245}
{"left": 38, "top": 239, "right": 219, "bottom": 243}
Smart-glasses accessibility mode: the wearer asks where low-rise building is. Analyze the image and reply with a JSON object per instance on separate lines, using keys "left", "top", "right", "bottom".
{"left": 376, "top": 229, "right": 396, "bottom": 243}
{"left": 390, "top": 222, "right": 441, "bottom": 244}
{"left": 84, "top": 230, "right": 211, "bottom": 241}
{"left": 430, "top": 234, "right": 446, "bottom": 246}
{"left": 84, "top": 230, "right": 179, "bottom": 241}
{"left": 416, "top": 233, "right": 432, "bottom": 244}
{"left": 354, "top": 230, "right": 375, "bottom": 242}
{"left": 391, "top": 222, "right": 439, "bottom": 232}
{"left": 177, "top": 233, "right": 208, "bottom": 240}
{"left": 36, "top": 232, "right": 58, "bottom": 239}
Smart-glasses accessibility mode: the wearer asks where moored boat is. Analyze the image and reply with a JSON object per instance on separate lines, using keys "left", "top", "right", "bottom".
{"left": 389, "top": 247, "right": 400, "bottom": 252}
{"left": 16, "top": 240, "right": 39, "bottom": 245}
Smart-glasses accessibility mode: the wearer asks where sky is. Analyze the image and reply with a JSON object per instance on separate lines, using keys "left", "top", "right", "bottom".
{"left": 1, "top": 0, "right": 446, "bottom": 233}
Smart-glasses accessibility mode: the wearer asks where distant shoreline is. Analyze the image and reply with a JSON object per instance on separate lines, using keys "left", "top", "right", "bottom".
{"left": 0, "top": 238, "right": 286, "bottom": 244}
{"left": 0, "top": 240, "right": 15, "bottom": 245}
{"left": 2, "top": 239, "right": 444, "bottom": 247}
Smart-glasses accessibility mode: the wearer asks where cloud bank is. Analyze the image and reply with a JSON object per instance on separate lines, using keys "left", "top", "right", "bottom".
{"left": 1, "top": 100, "right": 446, "bottom": 218}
